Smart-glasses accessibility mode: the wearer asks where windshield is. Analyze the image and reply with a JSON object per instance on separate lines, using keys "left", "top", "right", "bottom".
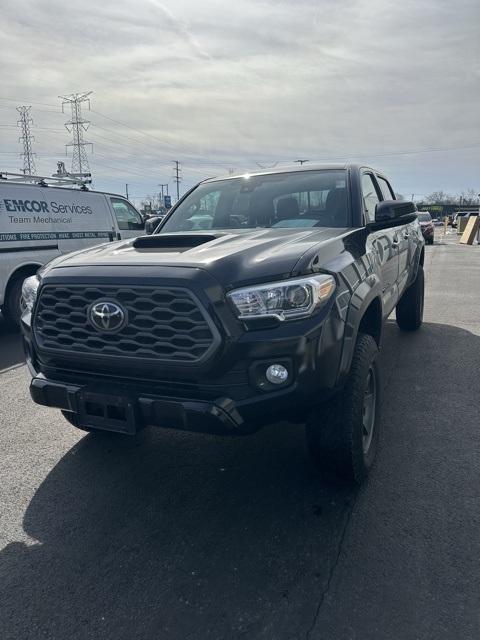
{"left": 417, "top": 213, "right": 432, "bottom": 222}
{"left": 159, "top": 170, "right": 349, "bottom": 233}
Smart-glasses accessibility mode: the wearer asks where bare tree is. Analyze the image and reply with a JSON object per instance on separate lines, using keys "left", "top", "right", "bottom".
{"left": 423, "top": 189, "right": 479, "bottom": 205}
{"left": 423, "top": 190, "right": 456, "bottom": 204}
{"left": 458, "top": 189, "right": 480, "bottom": 206}
{"left": 140, "top": 193, "right": 161, "bottom": 211}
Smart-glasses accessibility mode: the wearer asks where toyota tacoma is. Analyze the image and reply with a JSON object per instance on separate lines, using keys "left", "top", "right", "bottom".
{"left": 21, "top": 164, "right": 425, "bottom": 484}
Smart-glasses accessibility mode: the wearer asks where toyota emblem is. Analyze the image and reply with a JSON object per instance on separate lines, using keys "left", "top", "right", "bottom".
{"left": 89, "top": 301, "right": 127, "bottom": 333}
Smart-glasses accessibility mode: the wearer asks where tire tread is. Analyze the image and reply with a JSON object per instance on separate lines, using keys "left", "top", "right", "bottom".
{"left": 306, "top": 333, "right": 380, "bottom": 484}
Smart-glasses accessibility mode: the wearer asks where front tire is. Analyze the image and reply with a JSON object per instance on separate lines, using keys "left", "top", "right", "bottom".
{"left": 306, "top": 333, "right": 381, "bottom": 485}
{"left": 396, "top": 264, "right": 424, "bottom": 331}
{"left": 2, "top": 277, "right": 26, "bottom": 328}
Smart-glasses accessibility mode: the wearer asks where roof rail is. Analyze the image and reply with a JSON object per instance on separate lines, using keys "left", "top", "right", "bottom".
{"left": 0, "top": 164, "right": 92, "bottom": 189}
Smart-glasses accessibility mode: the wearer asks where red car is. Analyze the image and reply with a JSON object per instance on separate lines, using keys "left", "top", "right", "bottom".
{"left": 417, "top": 212, "right": 434, "bottom": 244}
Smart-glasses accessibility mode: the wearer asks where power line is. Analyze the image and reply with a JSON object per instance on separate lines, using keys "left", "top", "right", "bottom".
{"left": 4, "top": 96, "right": 480, "bottom": 169}
{"left": 89, "top": 108, "right": 223, "bottom": 163}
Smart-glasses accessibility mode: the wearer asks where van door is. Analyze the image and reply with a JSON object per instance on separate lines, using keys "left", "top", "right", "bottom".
{"left": 0, "top": 185, "right": 60, "bottom": 251}
{"left": 109, "top": 198, "right": 145, "bottom": 240}
{"left": 38, "top": 188, "right": 115, "bottom": 254}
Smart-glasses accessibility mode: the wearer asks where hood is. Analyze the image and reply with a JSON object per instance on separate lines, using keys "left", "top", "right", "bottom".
{"left": 44, "top": 227, "right": 353, "bottom": 288}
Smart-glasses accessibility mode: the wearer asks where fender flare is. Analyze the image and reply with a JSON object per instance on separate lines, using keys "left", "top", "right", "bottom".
{"left": 335, "top": 275, "right": 383, "bottom": 386}
{"left": 410, "top": 243, "right": 424, "bottom": 284}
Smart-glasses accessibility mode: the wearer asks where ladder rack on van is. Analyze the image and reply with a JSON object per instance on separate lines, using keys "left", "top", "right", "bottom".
{"left": 0, "top": 170, "right": 92, "bottom": 189}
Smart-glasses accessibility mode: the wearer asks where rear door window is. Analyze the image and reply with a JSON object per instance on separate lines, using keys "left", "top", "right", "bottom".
{"left": 361, "top": 173, "right": 381, "bottom": 223}
{"left": 377, "top": 176, "right": 395, "bottom": 201}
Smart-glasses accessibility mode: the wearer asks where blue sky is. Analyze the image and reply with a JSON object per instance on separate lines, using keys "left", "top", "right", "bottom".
{"left": 1, "top": 0, "right": 479, "bottom": 206}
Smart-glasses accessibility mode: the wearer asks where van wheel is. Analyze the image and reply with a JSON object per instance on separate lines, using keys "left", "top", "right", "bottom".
{"left": 396, "top": 265, "right": 424, "bottom": 331}
{"left": 2, "top": 277, "right": 26, "bottom": 328}
{"left": 306, "top": 333, "right": 381, "bottom": 485}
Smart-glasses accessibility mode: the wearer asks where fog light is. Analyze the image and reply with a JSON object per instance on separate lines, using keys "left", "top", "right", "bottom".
{"left": 266, "top": 364, "right": 289, "bottom": 384}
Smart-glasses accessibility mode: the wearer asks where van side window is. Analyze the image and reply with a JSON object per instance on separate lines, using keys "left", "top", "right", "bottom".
{"left": 111, "top": 199, "right": 144, "bottom": 231}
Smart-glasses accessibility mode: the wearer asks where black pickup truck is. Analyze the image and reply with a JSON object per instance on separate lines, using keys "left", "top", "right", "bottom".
{"left": 21, "top": 164, "right": 425, "bottom": 484}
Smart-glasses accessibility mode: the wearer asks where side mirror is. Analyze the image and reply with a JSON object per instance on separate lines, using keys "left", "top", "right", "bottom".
{"left": 127, "top": 220, "right": 144, "bottom": 231}
{"left": 376, "top": 199, "right": 417, "bottom": 221}
{"left": 145, "top": 216, "right": 162, "bottom": 235}
{"left": 371, "top": 200, "right": 418, "bottom": 228}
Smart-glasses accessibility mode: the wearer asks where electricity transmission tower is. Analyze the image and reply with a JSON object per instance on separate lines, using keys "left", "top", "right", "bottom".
{"left": 17, "top": 106, "right": 36, "bottom": 175}
{"left": 256, "top": 162, "right": 277, "bottom": 170}
{"left": 59, "top": 92, "right": 93, "bottom": 175}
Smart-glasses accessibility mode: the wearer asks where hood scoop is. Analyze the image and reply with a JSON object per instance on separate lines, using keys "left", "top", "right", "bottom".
{"left": 133, "top": 233, "right": 220, "bottom": 250}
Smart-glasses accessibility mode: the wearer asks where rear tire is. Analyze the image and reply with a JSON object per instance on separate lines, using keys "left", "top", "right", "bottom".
{"left": 396, "top": 265, "right": 424, "bottom": 331}
{"left": 306, "top": 333, "right": 381, "bottom": 485}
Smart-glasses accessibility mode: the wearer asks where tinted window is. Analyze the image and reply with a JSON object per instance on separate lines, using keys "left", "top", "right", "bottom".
{"left": 361, "top": 173, "right": 380, "bottom": 223}
{"left": 377, "top": 176, "right": 395, "bottom": 201}
{"left": 160, "top": 170, "right": 350, "bottom": 232}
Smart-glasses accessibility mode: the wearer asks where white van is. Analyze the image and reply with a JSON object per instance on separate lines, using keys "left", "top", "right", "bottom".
{"left": 0, "top": 179, "right": 146, "bottom": 326}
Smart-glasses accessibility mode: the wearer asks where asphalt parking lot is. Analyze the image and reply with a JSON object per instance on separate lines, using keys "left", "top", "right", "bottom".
{"left": 1, "top": 239, "right": 479, "bottom": 640}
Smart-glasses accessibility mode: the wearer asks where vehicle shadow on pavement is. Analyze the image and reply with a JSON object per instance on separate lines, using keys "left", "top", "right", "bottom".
{"left": 0, "top": 315, "right": 23, "bottom": 370}
{"left": 1, "top": 321, "right": 479, "bottom": 640}
{"left": 0, "top": 419, "right": 357, "bottom": 639}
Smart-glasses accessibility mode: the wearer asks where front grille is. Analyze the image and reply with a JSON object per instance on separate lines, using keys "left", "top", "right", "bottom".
{"left": 34, "top": 284, "right": 221, "bottom": 364}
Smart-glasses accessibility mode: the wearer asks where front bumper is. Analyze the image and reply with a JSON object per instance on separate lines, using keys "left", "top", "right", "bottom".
{"left": 23, "top": 310, "right": 345, "bottom": 435}
{"left": 22, "top": 268, "right": 348, "bottom": 435}
{"left": 29, "top": 375, "right": 252, "bottom": 435}
{"left": 29, "top": 371, "right": 328, "bottom": 435}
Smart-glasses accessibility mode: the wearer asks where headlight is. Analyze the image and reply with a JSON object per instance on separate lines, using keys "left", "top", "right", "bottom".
{"left": 22, "top": 275, "right": 40, "bottom": 312}
{"left": 227, "top": 274, "right": 335, "bottom": 321}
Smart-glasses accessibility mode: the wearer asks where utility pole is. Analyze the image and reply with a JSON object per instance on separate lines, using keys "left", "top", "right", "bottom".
{"left": 159, "top": 183, "right": 168, "bottom": 206}
{"left": 294, "top": 159, "right": 309, "bottom": 165}
{"left": 172, "top": 161, "right": 181, "bottom": 201}
{"left": 126, "top": 184, "right": 129, "bottom": 199}
{"left": 16, "top": 106, "right": 36, "bottom": 175}
{"left": 59, "top": 92, "right": 93, "bottom": 175}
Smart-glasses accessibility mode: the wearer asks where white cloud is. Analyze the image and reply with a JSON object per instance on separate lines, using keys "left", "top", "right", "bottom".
{"left": 1, "top": 0, "right": 479, "bottom": 200}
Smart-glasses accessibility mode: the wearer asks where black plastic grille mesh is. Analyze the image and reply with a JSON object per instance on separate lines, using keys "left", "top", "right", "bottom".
{"left": 34, "top": 284, "right": 219, "bottom": 363}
